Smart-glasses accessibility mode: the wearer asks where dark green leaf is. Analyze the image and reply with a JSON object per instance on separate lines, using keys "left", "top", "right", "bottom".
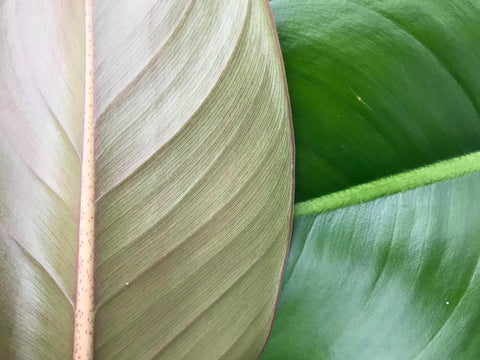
{"left": 272, "top": 0, "right": 480, "bottom": 201}
{"left": 263, "top": 164, "right": 480, "bottom": 359}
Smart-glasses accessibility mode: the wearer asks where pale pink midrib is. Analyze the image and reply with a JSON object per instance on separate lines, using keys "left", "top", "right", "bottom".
{"left": 72, "top": 0, "right": 95, "bottom": 359}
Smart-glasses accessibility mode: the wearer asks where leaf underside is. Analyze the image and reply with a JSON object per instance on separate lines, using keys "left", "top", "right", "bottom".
{"left": 0, "top": 1, "right": 294, "bottom": 359}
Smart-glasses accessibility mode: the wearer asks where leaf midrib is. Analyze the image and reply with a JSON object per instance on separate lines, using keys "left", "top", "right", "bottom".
{"left": 72, "top": 0, "right": 96, "bottom": 358}
{"left": 295, "top": 150, "right": 480, "bottom": 218}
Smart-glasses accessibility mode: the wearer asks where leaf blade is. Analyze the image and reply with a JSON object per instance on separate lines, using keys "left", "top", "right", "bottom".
{"left": 0, "top": 1, "right": 294, "bottom": 359}
{"left": 272, "top": 0, "right": 480, "bottom": 201}
{"left": 264, "top": 170, "right": 480, "bottom": 359}
{"left": 0, "top": 0, "right": 84, "bottom": 358}
{"left": 93, "top": 1, "right": 294, "bottom": 359}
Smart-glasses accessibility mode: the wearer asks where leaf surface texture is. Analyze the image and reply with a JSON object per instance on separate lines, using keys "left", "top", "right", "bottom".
{"left": 0, "top": 1, "right": 294, "bottom": 359}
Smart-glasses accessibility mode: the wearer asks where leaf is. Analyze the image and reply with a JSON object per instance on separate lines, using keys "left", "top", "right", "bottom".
{"left": 272, "top": 0, "right": 480, "bottom": 201}
{"left": 0, "top": 1, "right": 294, "bottom": 359}
{"left": 262, "top": 0, "right": 480, "bottom": 358}
{"left": 262, "top": 154, "right": 480, "bottom": 359}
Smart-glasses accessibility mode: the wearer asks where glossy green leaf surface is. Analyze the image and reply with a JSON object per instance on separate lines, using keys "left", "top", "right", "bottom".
{"left": 0, "top": 1, "right": 294, "bottom": 359}
{"left": 263, "top": 165, "right": 480, "bottom": 359}
{"left": 263, "top": 0, "right": 480, "bottom": 358}
{"left": 272, "top": 0, "right": 480, "bottom": 201}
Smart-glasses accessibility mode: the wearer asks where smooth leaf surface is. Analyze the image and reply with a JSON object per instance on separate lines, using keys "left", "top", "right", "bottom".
{"left": 263, "top": 165, "right": 480, "bottom": 359}
{"left": 272, "top": 0, "right": 480, "bottom": 201}
{"left": 0, "top": 1, "right": 294, "bottom": 359}
{"left": 263, "top": 0, "right": 480, "bottom": 358}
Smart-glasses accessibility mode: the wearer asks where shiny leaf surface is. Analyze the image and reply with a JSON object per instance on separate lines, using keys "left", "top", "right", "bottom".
{"left": 272, "top": 0, "right": 480, "bottom": 201}
{"left": 262, "top": 0, "right": 480, "bottom": 358}
{"left": 264, "top": 162, "right": 480, "bottom": 359}
{"left": 0, "top": 1, "right": 294, "bottom": 359}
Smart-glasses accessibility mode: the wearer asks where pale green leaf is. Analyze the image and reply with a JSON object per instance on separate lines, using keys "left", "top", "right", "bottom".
{"left": 0, "top": 1, "right": 294, "bottom": 359}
